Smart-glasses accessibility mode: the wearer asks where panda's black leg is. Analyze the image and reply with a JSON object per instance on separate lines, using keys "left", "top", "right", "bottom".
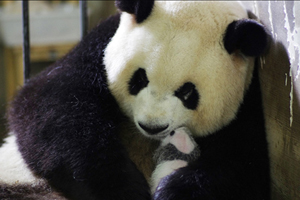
{"left": 45, "top": 145, "right": 151, "bottom": 200}
{"left": 15, "top": 116, "right": 151, "bottom": 200}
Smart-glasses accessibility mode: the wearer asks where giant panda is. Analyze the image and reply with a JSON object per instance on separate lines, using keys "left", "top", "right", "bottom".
{"left": 0, "top": 0, "right": 270, "bottom": 199}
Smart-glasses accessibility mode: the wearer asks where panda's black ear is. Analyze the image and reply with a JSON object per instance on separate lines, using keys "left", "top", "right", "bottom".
{"left": 223, "top": 19, "right": 269, "bottom": 57}
{"left": 115, "top": 0, "right": 155, "bottom": 23}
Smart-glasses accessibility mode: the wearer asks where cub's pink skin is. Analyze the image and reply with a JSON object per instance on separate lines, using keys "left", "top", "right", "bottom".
{"left": 150, "top": 127, "right": 200, "bottom": 194}
{"left": 162, "top": 128, "right": 196, "bottom": 154}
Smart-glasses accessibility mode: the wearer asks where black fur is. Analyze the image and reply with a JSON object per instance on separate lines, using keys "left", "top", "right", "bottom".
{"left": 224, "top": 19, "right": 269, "bottom": 56}
{"left": 154, "top": 65, "right": 270, "bottom": 200}
{"left": 115, "top": 0, "right": 154, "bottom": 23}
{"left": 128, "top": 68, "right": 149, "bottom": 95}
{"left": 174, "top": 82, "right": 199, "bottom": 110}
{"left": 7, "top": 14, "right": 150, "bottom": 200}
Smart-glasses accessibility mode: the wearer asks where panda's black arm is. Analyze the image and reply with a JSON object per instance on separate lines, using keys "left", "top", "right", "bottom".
{"left": 7, "top": 14, "right": 150, "bottom": 200}
{"left": 154, "top": 127, "right": 270, "bottom": 200}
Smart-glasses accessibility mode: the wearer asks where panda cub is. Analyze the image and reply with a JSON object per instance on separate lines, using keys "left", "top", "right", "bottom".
{"left": 150, "top": 127, "right": 200, "bottom": 194}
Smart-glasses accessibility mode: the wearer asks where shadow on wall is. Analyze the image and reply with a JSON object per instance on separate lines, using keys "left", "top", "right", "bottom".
{"left": 0, "top": 44, "right": 7, "bottom": 143}
{"left": 260, "top": 39, "right": 300, "bottom": 200}
{"left": 246, "top": 1, "right": 300, "bottom": 199}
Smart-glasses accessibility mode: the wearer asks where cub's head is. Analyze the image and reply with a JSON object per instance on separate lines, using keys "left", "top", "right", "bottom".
{"left": 104, "top": 1, "right": 268, "bottom": 139}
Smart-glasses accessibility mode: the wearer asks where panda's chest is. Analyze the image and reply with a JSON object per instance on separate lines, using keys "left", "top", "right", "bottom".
{"left": 117, "top": 120, "right": 159, "bottom": 181}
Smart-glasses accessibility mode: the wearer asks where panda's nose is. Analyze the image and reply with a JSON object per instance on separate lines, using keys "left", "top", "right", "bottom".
{"left": 138, "top": 122, "right": 169, "bottom": 135}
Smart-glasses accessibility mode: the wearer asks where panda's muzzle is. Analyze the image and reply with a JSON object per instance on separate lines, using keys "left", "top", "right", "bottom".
{"left": 138, "top": 122, "right": 169, "bottom": 135}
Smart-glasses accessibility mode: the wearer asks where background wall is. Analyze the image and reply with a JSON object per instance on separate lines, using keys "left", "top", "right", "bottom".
{"left": 0, "top": 1, "right": 116, "bottom": 140}
{"left": 242, "top": 1, "right": 300, "bottom": 200}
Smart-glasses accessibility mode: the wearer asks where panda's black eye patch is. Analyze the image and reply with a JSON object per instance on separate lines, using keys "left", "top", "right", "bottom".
{"left": 175, "top": 82, "right": 199, "bottom": 110}
{"left": 128, "top": 68, "right": 149, "bottom": 95}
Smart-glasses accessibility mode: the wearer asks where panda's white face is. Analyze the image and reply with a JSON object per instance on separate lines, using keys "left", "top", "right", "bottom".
{"left": 104, "top": 1, "right": 255, "bottom": 138}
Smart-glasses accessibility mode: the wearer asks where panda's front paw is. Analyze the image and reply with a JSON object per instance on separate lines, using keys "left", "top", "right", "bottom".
{"left": 153, "top": 167, "right": 206, "bottom": 200}
{"left": 150, "top": 160, "right": 188, "bottom": 195}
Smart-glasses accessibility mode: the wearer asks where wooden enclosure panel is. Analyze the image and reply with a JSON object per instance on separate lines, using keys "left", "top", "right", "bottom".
{"left": 242, "top": 2, "right": 300, "bottom": 198}
{"left": 4, "top": 44, "right": 76, "bottom": 102}
{"left": 260, "top": 41, "right": 300, "bottom": 200}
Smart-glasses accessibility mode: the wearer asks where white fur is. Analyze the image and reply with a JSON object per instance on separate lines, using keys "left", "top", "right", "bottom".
{"left": 0, "top": 134, "right": 41, "bottom": 185}
{"left": 150, "top": 160, "right": 187, "bottom": 194}
{"left": 104, "top": 1, "right": 255, "bottom": 138}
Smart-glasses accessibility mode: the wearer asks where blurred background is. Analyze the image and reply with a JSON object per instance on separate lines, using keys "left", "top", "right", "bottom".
{"left": 0, "top": 1, "right": 117, "bottom": 139}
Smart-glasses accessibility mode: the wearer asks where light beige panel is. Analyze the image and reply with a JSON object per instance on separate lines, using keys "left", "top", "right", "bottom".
{"left": 260, "top": 40, "right": 300, "bottom": 200}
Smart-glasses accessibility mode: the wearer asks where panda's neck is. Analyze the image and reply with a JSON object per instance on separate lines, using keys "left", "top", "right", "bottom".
{"left": 236, "top": 61, "right": 264, "bottom": 125}
{"left": 196, "top": 61, "right": 266, "bottom": 150}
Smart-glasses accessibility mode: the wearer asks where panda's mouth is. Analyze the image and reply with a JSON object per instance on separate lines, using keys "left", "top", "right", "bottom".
{"left": 137, "top": 122, "right": 171, "bottom": 139}
{"left": 138, "top": 122, "right": 169, "bottom": 134}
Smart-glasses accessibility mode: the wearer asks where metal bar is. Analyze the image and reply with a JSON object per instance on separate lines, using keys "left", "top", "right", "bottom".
{"left": 22, "top": 0, "right": 30, "bottom": 83}
{"left": 79, "top": 1, "right": 88, "bottom": 39}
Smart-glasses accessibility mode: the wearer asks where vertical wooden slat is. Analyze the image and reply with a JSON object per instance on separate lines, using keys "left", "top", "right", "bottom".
{"left": 79, "top": 1, "right": 88, "bottom": 39}
{"left": 22, "top": 0, "right": 30, "bottom": 83}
